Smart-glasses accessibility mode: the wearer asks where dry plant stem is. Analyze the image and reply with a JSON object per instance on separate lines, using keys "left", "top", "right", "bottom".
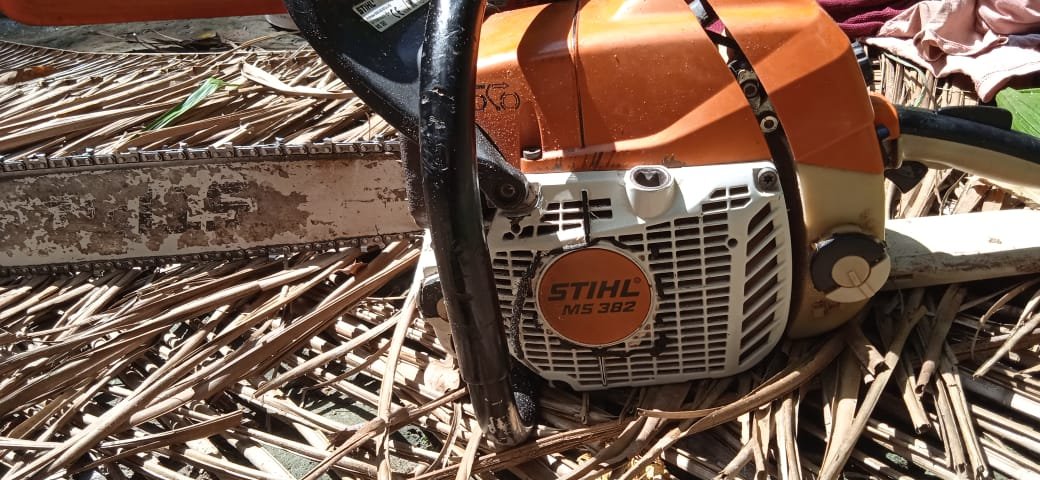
{"left": 624, "top": 331, "right": 847, "bottom": 480}
{"left": 932, "top": 372, "right": 968, "bottom": 475}
{"left": 916, "top": 285, "right": 966, "bottom": 393}
{"left": 751, "top": 407, "right": 768, "bottom": 478}
{"left": 0, "top": 260, "right": 272, "bottom": 379}
{"left": 667, "top": 447, "right": 731, "bottom": 479}
{"left": 815, "top": 304, "right": 924, "bottom": 480}
{"left": 0, "top": 276, "right": 48, "bottom": 310}
{"left": 847, "top": 448, "right": 915, "bottom": 480}
{"left": 412, "top": 420, "right": 628, "bottom": 480}
{"left": 775, "top": 393, "right": 801, "bottom": 480}
{"left": 974, "top": 362, "right": 1040, "bottom": 401}
{"left": 153, "top": 445, "right": 282, "bottom": 480}
{"left": 962, "top": 373, "right": 1040, "bottom": 423}
{"left": 255, "top": 311, "right": 401, "bottom": 395}
{"left": 971, "top": 403, "right": 1040, "bottom": 453}
{"left": 36, "top": 366, "right": 124, "bottom": 442}
{"left": 863, "top": 420, "right": 956, "bottom": 480}
{"left": 0, "top": 273, "right": 80, "bottom": 321}
{"left": 845, "top": 324, "right": 887, "bottom": 377}
{"left": 561, "top": 383, "right": 693, "bottom": 480}
{"left": 0, "top": 43, "right": 396, "bottom": 160}
{"left": 980, "top": 437, "right": 1040, "bottom": 480}
{"left": 177, "top": 388, "right": 381, "bottom": 476}
{"left": 938, "top": 350, "right": 988, "bottom": 478}
{"left": 893, "top": 352, "right": 931, "bottom": 433}
{"left": 125, "top": 455, "right": 198, "bottom": 480}
{"left": 7, "top": 388, "right": 79, "bottom": 440}
{"left": 718, "top": 438, "right": 755, "bottom": 479}
{"left": 970, "top": 278, "right": 1040, "bottom": 353}
{"left": 455, "top": 423, "right": 484, "bottom": 480}
{"left": 975, "top": 292, "right": 1040, "bottom": 377}
{"left": 3, "top": 249, "right": 407, "bottom": 479}
{"left": 22, "top": 273, "right": 94, "bottom": 316}
{"left": 75, "top": 411, "right": 244, "bottom": 473}
{"left": 300, "top": 417, "right": 389, "bottom": 480}
{"left": 373, "top": 290, "right": 418, "bottom": 478}
{"left": 130, "top": 246, "right": 416, "bottom": 425}
{"left": 821, "top": 351, "right": 860, "bottom": 467}
{"left": 299, "top": 386, "right": 463, "bottom": 480}
{"left": 216, "top": 426, "right": 379, "bottom": 477}
{"left": 873, "top": 297, "right": 931, "bottom": 434}
{"left": 221, "top": 435, "right": 295, "bottom": 480}
{"left": 234, "top": 384, "right": 349, "bottom": 434}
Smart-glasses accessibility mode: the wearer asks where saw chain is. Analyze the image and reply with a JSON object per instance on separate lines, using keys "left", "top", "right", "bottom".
{"left": 0, "top": 138, "right": 420, "bottom": 276}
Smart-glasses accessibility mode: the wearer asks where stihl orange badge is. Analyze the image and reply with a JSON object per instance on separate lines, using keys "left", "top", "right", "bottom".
{"left": 536, "top": 247, "right": 652, "bottom": 346}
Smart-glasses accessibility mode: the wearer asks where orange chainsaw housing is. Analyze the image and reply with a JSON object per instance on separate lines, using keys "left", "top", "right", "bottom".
{"left": 476, "top": 0, "right": 883, "bottom": 175}
{"left": 475, "top": 0, "right": 890, "bottom": 337}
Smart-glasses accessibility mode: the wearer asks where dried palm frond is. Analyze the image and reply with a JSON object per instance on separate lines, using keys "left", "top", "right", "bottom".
{"left": 0, "top": 41, "right": 393, "bottom": 162}
{"left": 1, "top": 40, "right": 1039, "bottom": 480}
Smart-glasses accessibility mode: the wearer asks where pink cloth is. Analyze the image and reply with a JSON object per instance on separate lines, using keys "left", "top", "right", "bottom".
{"left": 978, "top": 0, "right": 1040, "bottom": 35}
{"left": 867, "top": 0, "right": 1040, "bottom": 101}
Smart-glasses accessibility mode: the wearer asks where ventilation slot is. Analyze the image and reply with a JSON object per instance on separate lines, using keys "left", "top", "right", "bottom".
{"left": 740, "top": 204, "right": 782, "bottom": 360}
{"left": 530, "top": 197, "right": 613, "bottom": 237}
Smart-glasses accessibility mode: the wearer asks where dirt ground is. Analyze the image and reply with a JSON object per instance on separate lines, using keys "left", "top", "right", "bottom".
{"left": 0, "top": 15, "right": 308, "bottom": 52}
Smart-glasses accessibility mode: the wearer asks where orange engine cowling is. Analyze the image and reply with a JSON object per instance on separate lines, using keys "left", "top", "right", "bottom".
{"left": 477, "top": 0, "right": 889, "bottom": 386}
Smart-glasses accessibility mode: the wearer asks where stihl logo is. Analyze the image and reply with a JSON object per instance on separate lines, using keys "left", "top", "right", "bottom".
{"left": 545, "top": 279, "right": 642, "bottom": 302}
{"left": 536, "top": 247, "right": 652, "bottom": 346}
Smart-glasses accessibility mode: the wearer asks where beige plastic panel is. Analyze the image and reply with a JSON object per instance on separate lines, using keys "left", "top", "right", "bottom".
{"left": 899, "top": 134, "right": 1040, "bottom": 204}
{"left": 788, "top": 164, "right": 886, "bottom": 338}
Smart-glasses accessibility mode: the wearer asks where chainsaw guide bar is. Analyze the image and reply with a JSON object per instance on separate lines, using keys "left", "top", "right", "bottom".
{"left": 0, "top": 139, "right": 419, "bottom": 275}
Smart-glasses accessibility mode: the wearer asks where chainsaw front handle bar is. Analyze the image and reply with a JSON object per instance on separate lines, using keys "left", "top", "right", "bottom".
{"left": 897, "top": 106, "right": 1040, "bottom": 200}
{"left": 418, "top": 0, "right": 533, "bottom": 448}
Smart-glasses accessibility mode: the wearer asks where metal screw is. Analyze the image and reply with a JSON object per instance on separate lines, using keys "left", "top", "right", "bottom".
{"left": 759, "top": 115, "right": 780, "bottom": 133}
{"left": 498, "top": 183, "right": 518, "bottom": 201}
{"left": 755, "top": 168, "right": 780, "bottom": 193}
{"left": 741, "top": 81, "right": 759, "bottom": 99}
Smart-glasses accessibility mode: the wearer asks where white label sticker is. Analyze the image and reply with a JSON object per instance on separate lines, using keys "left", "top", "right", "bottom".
{"left": 353, "top": 0, "right": 429, "bottom": 32}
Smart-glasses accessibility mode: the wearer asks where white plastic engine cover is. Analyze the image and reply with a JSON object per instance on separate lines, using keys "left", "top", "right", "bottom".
{"left": 488, "top": 162, "right": 793, "bottom": 390}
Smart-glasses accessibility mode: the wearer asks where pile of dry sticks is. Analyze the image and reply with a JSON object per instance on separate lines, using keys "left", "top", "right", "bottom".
{"left": 0, "top": 41, "right": 1039, "bottom": 480}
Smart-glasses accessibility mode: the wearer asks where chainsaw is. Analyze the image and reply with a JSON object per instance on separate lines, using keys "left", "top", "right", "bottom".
{"left": 4, "top": 0, "right": 1040, "bottom": 448}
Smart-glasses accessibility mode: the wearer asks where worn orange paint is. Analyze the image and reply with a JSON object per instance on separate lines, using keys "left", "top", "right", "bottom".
{"left": 477, "top": 0, "right": 886, "bottom": 175}
{"left": 712, "top": 0, "right": 885, "bottom": 174}
{"left": 476, "top": 0, "right": 770, "bottom": 174}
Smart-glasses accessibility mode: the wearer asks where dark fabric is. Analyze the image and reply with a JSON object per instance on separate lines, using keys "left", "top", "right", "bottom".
{"left": 497, "top": 0, "right": 917, "bottom": 39}
{"left": 817, "top": 0, "right": 921, "bottom": 37}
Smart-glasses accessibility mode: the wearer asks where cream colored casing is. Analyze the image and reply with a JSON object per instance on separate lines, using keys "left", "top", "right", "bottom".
{"left": 487, "top": 163, "right": 793, "bottom": 390}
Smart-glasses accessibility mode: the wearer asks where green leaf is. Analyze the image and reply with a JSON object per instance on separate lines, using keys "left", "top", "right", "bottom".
{"left": 145, "top": 77, "right": 227, "bottom": 131}
{"left": 995, "top": 87, "right": 1040, "bottom": 138}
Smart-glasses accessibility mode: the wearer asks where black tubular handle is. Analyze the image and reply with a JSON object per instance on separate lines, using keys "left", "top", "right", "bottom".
{"left": 895, "top": 106, "right": 1040, "bottom": 197}
{"left": 897, "top": 106, "right": 1040, "bottom": 162}
{"left": 419, "top": 0, "right": 532, "bottom": 447}
{"left": 284, "top": 0, "right": 532, "bottom": 210}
